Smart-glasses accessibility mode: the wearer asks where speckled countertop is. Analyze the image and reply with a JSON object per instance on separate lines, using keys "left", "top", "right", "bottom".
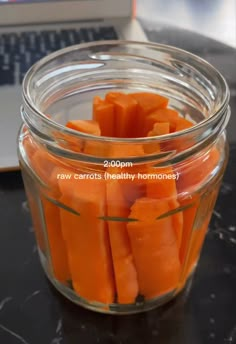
{"left": 0, "top": 26, "right": 236, "bottom": 344}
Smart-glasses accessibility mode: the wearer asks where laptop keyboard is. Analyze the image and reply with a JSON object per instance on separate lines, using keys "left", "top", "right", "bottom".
{"left": 0, "top": 26, "right": 118, "bottom": 85}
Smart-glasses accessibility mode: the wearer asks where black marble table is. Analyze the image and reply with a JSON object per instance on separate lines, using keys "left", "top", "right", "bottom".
{"left": 0, "top": 26, "right": 236, "bottom": 344}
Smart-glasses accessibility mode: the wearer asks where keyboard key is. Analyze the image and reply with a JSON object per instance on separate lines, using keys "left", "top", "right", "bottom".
{"left": 59, "top": 30, "right": 72, "bottom": 45}
{"left": 29, "top": 52, "right": 45, "bottom": 65}
{"left": 0, "top": 66, "right": 15, "bottom": 85}
{"left": 80, "top": 28, "right": 92, "bottom": 42}
{"left": 90, "top": 28, "right": 104, "bottom": 41}
{"left": 99, "top": 26, "right": 118, "bottom": 40}
{"left": 3, "top": 53, "right": 10, "bottom": 65}
{"left": 20, "top": 62, "right": 30, "bottom": 75}
{"left": 69, "top": 29, "right": 81, "bottom": 44}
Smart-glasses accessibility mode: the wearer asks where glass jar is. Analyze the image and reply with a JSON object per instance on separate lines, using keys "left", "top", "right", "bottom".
{"left": 18, "top": 41, "right": 230, "bottom": 314}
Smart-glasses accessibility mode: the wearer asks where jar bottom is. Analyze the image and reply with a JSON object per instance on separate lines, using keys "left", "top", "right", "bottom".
{"left": 38, "top": 248, "right": 197, "bottom": 315}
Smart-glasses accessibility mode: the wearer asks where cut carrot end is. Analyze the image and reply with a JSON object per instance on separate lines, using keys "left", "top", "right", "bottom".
{"left": 66, "top": 119, "right": 101, "bottom": 136}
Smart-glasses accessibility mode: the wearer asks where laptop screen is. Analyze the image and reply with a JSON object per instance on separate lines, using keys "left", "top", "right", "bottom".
{"left": 0, "top": 0, "right": 133, "bottom": 24}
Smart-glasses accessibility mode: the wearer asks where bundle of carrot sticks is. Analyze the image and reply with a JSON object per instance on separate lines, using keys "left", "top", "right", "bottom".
{"left": 23, "top": 91, "right": 219, "bottom": 305}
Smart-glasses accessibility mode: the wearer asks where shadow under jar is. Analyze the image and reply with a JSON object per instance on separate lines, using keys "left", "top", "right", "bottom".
{"left": 18, "top": 41, "right": 230, "bottom": 314}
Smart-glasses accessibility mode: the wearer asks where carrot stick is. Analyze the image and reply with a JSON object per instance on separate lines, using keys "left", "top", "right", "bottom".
{"left": 29, "top": 149, "right": 60, "bottom": 193}
{"left": 65, "top": 117, "right": 109, "bottom": 158}
{"left": 23, "top": 135, "right": 38, "bottom": 161}
{"left": 176, "top": 147, "right": 220, "bottom": 194}
{"left": 83, "top": 142, "right": 109, "bottom": 158}
{"left": 105, "top": 92, "right": 123, "bottom": 103}
{"left": 106, "top": 177, "right": 139, "bottom": 304}
{"left": 129, "top": 93, "right": 169, "bottom": 136}
{"left": 108, "top": 94, "right": 138, "bottom": 138}
{"left": 54, "top": 130, "right": 84, "bottom": 153}
{"left": 65, "top": 115, "right": 110, "bottom": 157}
{"left": 180, "top": 188, "right": 218, "bottom": 280}
{"left": 93, "top": 95, "right": 103, "bottom": 105}
{"left": 131, "top": 92, "right": 168, "bottom": 116}
{"left": 146, "top": 166, "right": 183, "bottom": 251}
{"left": 175, "top": 117, "right": 194, "bottom": 132}
{"left": 179, "top": 195, "right": 200, "bottom": 264}
{"left": 127, "top": 198, "right": 181, "bottom": 299}
{"left": 105, "top": 145, "right": 145, "bottom": 303}
{"left": 93, "top": 97, "right": 115, "bottom": 136}
{"left": 26, "top": 147, "right": 70, "bottom": 282}
{"left": 108, "top": 144, "right": 146, "bottom": 207}
{"left": 169, "top": 117, "right": 195, "bottom": 151}
{"left": 148, "top": 122, "right": 170, "bottom": 136}
{"left": 144, "top": 108, "right": 179, "bottom": 135}
{"left": 42, "top": 196, "right": 71, "bottom": 283}
{"left": 168, "top": 199, "right": 184, "bottom": 251}
{"left": 66, "top": 119, "right": 101, "bottom": 136}
{"left": 184, "top": 221, "right": 208, "bottom": 274}
{"left": 58, "top": 173, "right": 115, "bottom": 304}
{"left": 146, "top": 166, "right": 178, "bottom": 199}
{"left": 145, "top": 122, "right": 170, "bottom": 153}
{"left": 108, "top": 143, "right": 145, "bottom": 158}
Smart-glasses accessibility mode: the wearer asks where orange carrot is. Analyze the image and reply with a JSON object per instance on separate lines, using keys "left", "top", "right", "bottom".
{"left": 176, "top": 147, "right": 220, "bottom": 193}
{"left": 144, "top": 108, "right": 179, "bottom": 135}
{"left": 146, "top": 166, "right": 183, "bottom": 251}
{"left": 104, "top": 145, "right": 145, "bottom": 303}
{"left": 30, "top": 149, "right": 59, "bottom": 188}
{"left": 181, "top": 188, "right": 218, "bottom": 279}
{"left": 104, "top": 144, "right": 146, "bottom": 303}
{"left": 93, "top": 96, "right": 115, "bottom": 136}
{"left": 83, "top": 141, "right": 110, "bottom": 157}
{"left": 108, "top": 143, "right": 145, "bottom": 158}
{"left": 146, "top": 166, "right": 177, "bottom": 199}
{"left": 130, "top": 92, "right": 169, "bottom": 136}
{"left": 23, "top": 135, "right": 38, "bottom": 161}
{"left": 108, "top": 93, "right": 138, "bottom": 138}
{"left": 107, "top": 144, "right": 146, "bottom": 207}
{"left": 168, "top": 199, "right": 184, "bottom": 251}
{"left": 168, "top": 117, "right": 194, "bottom": 152}
{"left": 106, "top": 177, "right": 139, "bottom": 304}
{"left": 120, "top": 168, "right": 147, "bottom": 207}
{"left": 131, "top": 92, "right": 169, "bottom": 115}
{"left": 184, "top": 220, "right": 208, "bottom": 275}
{"left": 25, "top": 90, "right": 222, "bottom": 306}
{"left": 105, "top": 92, "right": 123, "bottom": 103}
{"left": 127, "top": 198, "right": 181, "bottom": 299}
{"left": 143, "top": 142, "right": 161, "bottom": 155}
{"left": 58, "top": 172, "right": 115, "bottom": 304}
{"left": 42, "top": 196, "right": 70, "bottom": 282}
{"left": 175, "top": 117, "right": 194, "bottom": 132}
{"left": 148, "top": 122, "right": 170, "bottom": 136}
{"left": 177, "top": 193, "right": 216, "bottom": 293}
{"left": 66, "top": 119, "right": 101, "bottom": 136}
{"left": 26, "top": 146, "right": 70, "bottom": 282}
{"left": 23, "top": 137, "right": 61, "bottom": 256}
{"left": 93, "top": 95, "right": 103, "bottom": 105}
{"left": 145, "top": 122, "right": 170, "bottom": 153}
{"left": 54, "top": 130, "right": 84, "bottom": 153}
{"left": 178, "top": 195, "right": 200, "bottom": 264}
{"left": 66, "top": 118, "right": 109, "bottom": 158}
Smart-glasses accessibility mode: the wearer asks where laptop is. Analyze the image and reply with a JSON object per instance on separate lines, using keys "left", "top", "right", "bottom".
{"left": 0, "top": 0, "right": 147, "bottom": 171}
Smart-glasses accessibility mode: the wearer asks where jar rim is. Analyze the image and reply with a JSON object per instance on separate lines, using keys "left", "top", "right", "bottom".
{"left": 22, "top": 40, "right": 230, "bottom": 144}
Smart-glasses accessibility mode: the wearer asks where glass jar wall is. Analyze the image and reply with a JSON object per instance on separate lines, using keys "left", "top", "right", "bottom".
{"left": 18, "top": 41, "right": 230, "bottom": 314}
